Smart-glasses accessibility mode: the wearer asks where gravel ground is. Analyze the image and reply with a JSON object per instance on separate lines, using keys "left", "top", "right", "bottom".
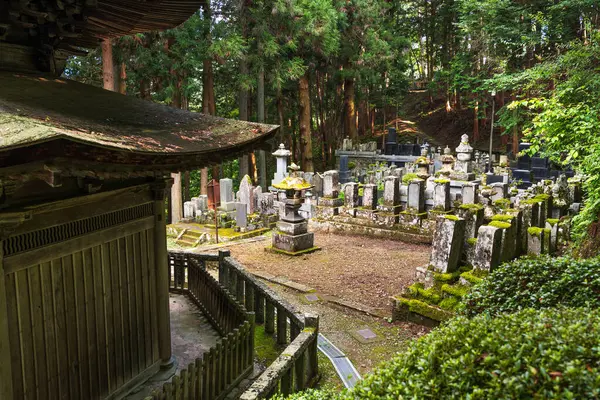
{"left": 228, "top": 232, "right": 431, "bottom": 310}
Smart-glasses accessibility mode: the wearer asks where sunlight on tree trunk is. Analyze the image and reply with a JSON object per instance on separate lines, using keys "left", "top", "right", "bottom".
{"left": 101, "top": 39, "right": 115, "bottom": 91}
{"left": 299, "top": 72, "right": 313, "bottom": 172}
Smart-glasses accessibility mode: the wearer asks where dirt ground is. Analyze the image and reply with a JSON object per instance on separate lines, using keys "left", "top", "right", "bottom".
{"left": 261, "top": 282, "right": 429, "bottom": 390}
{"left": 228, "top": 232, "right": 431, "bottom": 310}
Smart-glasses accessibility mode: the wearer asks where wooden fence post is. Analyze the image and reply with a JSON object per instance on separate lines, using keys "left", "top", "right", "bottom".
{"left": 277, "top": 306, "right": 288, "bottom": 345}
{"left": 218, "top": 250, "right": 230, "bottom": 286}
{"left": 255, "top": 292, "right": 265, "bottom": 324}
{"left": 265, "top": 300, "right": 275, "bottom": 334}
{"left": 305, "top": 314, "right": 319, "bottom": 381}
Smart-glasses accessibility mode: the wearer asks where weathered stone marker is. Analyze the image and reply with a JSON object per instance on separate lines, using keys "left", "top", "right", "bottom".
{"left": 473, "top": 225, "right": 503, "bottom": 271}
{"left": 430, "top": 216, "right": 466, "bottom": 273}
{"left": 362, "top": 184, "right": 378, "bottom": 210}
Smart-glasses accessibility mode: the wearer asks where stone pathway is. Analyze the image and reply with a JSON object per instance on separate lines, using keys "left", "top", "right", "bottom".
{"left": 124, "top": 293, "right": 220, "bottom": 399}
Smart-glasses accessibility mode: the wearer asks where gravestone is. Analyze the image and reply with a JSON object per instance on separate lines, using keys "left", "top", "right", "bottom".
{"left": 343, "top": 182, "right": 359, "bottom": 209}
{"left": 235, "top": 202, "right": 248, "bottom": 228}
{"left": 220, "top": 178, "right": 234, "bottom": 203}
{"left": 339, "top": 155, "right": 351, "bottom": 184}
{"left": 323, "top": 170, "right": 340, "bottom": 198}
{"left": 473, "top": 225, "right": 503, "bottom": 272}
{"left": 183, "top": 201, "right": 195, "bottom": 218}
{"left": 239, "top": 175, "right": 255, "bottom": 214}
{"left": 313, "top": 173, "right": 324, "bottom": 197}
{"left": 407, "top": 179, "right": 425, "bottom": 213}
{"left": 433, "top": 180, "right": 451, "bottom": 211}
{"left": 362, "top": 184, "right": 378, "bottom": 210}
{"left": 272, "top": 144, "right": 291, "bottom": 187}
{"left": 382, "top": 176, "right": 400, "bottom": 207}
{"left": 462, "top": 182, "right": 479, "bottom": 204}
{"left": 430, "top": 217, "right": 466, "bottom": 273}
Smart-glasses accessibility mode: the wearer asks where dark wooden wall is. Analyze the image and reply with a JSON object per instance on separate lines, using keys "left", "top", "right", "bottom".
{"left": 0, "top": 184, "right": 164, "bottom": 400}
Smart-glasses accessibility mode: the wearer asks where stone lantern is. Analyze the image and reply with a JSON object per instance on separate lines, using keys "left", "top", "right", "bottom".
{"left": 270, "top": 164, "right": 319, "bottom": 255}
{"left": 438, "top": 146, "right": 455, "bottom": 178}
{"left": 271, "top": 143, "right": 292, "bottom": 187}
{"left": 415, "top": 145, "right": 431, "bottom": 180}
{"left": 450, "top": 134, "right": 475, "bottom": 181}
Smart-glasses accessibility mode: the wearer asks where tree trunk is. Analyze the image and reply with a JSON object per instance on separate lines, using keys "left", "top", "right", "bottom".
{"left": 298, "top": 72, "right": 314, "bottom": 172}
{"left": 256, "top": 66, "right": 267, "bottom": 190}
{"left": 183, "top": 171, "right": 191, "bottom": 202}
{"left": 202, "top": 1, "right": 216, "bottom": 115}
{"left": 473, "top": 100, "right": 479, "bottom": 142}
{"left": 101, "top": 39, "right": 115, "bottom": 91}
{"left": 343, "top": 75, "right": 358, "bottom": 140}
{"left": 119, "top": 62, "right": 127, "bottom": 94}
{"left": 171, "top": 172, "right": 183, "bottom": 223}
{"left": 200, "top": 168, "right": 208, "bottom": 196}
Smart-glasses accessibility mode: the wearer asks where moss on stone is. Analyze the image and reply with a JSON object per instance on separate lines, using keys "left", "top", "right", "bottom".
{"left": 534, "top": 193, "right": 551, "bottom": 201}
{"left": 402, "top": 173, "right": 419, "bottom": 184}
{"left": 489, "top": 221, "right": 511, "bottom": 229}
{"left": 407, "top": 283, "right": 442, "bottom": 304}
{"left": 521, "top": 198, "right": 542, "bottom": 205}
{"left": 547, "top": 218, "right": 559, "bottom": 226}
{"left": 459, "top": 203, "right": 484, "bottom": 211}
{"left": 444, "top": 215, "right": 460, "bottom": 221}
{"left": 434, "top": 178, "right": 450, "bottom": 184}
{"left": 442, "top": 284, "right": 470, "bottom": 298}
{"left": 493, "top": 198, "right": 511, "bottom": 208}
{"left": 406, "top": 299, "right": 453, "bottom": 321}
{"left": 491, "top": 214, "right": 513, "bottom": 222}
{"left": 544, "top": 228, "right": 552, "bottom": 235}
{"left": 467, "top": 237, "right": 478, "bottom": 246}
{"left": 433, "top": 271, "right": 461, "bottom": 283}
{"left": 528, "top": 227, "right": 544, "bottom": 237}
{"left": 439, "top": 297, "right": 459, "bottom": 311}
{"left": 460, "top": 270, "right": 484, "bottom": 285}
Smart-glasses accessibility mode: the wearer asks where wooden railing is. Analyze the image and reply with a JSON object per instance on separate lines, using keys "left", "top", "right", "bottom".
{"left": 145, "top": 251, "right": 255, "bottom": 400}
{"left": 218, "top": 251, "right": 320, "bottom": 399}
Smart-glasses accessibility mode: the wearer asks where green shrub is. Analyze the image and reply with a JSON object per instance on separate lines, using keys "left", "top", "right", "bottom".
{"left": 281, "top": 308, "right": 600, "bottom": 400}
{"left": 462, "top": 255, "right": 600, "bottom": 317}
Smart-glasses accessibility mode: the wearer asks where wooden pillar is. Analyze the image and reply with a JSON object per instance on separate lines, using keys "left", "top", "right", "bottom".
{"left": 0, "top": 244, "right": 14, "bottom": 399}
{"left": 152, "top": 179, "right": 175, "bottom": 368}
{"left": 265, "top": 301, "right": 275, "bottom": 334}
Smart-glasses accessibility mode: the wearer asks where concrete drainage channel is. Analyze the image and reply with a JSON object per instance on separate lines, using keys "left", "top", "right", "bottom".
{"left": 317, "top": 334, "right": 362, "bottom": 389}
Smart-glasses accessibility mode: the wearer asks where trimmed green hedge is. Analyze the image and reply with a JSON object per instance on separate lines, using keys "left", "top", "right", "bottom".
{"left": 279, "top": 308, "right": 600, "bottom": 399}
{"left": 462, "top": 255, "right": 600, "bottom": 317}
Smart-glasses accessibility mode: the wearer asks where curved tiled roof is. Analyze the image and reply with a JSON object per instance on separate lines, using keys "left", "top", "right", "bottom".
{"left": 0, "top": 71, "right": 278, "bottom": 169}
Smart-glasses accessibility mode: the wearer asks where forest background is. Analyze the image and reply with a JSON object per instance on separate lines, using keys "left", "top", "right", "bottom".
{"left": 66, "top": 0, "right": 600, "bottom": 237}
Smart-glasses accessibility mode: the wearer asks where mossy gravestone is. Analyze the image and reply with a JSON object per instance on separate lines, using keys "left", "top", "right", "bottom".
{"left": 473, "top": 225, "right": 503, "bottom": 271}
{"left": 430, "top": 216, "right": 466, "bottom": 273}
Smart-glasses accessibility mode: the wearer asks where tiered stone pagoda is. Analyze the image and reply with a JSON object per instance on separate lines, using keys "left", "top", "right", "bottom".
{"left": 270, "top": 165, "right": 319, "bottom": 255}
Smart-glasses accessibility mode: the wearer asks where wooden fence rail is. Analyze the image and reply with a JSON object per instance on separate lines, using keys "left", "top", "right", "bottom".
{"left": 217, "top": 251, "right": 320, "bottom": 398}
{"left": 145, "top": 251, "right": 254, "bottom": 400}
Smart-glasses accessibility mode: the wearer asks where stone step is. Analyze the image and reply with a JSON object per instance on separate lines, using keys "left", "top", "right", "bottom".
{"left": 176, "top": 238, "right": 198, "bottom": 247}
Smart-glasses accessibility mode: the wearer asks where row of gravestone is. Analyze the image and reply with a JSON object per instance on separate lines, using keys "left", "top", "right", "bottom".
{"left": 423, "top": 177, "right": 581, "bottom": 287}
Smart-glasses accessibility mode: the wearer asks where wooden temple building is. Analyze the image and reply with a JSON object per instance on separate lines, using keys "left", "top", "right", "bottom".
{"left": 0, "top": 2, "right": 279, "bottom": 399}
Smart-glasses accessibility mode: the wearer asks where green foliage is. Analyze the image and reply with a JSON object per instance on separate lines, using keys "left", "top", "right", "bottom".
{"left": 462, "top": 255, "right": 600, "bottom": 317}
{"left": 283, "top": 308, "right": 600, "bottom": 400}
{"left": 493, "top": 198, "right": 511, "bottom": 209}
{"left": 438, "top": 297, "right": 459, "bottom": 311}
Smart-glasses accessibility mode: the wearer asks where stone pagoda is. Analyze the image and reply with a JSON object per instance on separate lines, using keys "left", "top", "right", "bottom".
{"left": 450, "top": 134, "right": 475, "bottom": 181}
{"left": 270, "top": 165, "right": 319, "bottom": 255}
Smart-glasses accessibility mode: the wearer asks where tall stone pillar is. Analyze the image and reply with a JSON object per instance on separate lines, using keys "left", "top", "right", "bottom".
{"left": 152, "top": 178, "right": 175, "bottom": 370}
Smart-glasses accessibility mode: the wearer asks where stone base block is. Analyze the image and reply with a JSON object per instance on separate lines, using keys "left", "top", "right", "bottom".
{"left": 355, "top": 208, "right": 378, "bottom": 220}
{"left": 219, "top": 202, "right": 237, "bottom": 212}
{"left": 415, "top": 265, "right": 435, "bottom": 289}
{"left": 318, "top": 197, "right": 343, "bottom": 207}
{"left": 376, "top": 212, "right": 398, "bottom": 227}
{"left": 272, "top": 232, "right": 315, "bottom": 253}
{"left": 315, "top": 205, "right": 339, "bottom": 219}
{"left": 378, "top": 204, "right": 402, "bottom": 214}
{"left": 277, "top": 220, "right": 308, "bottom": 235}
{"left": 399, "top": 211, "right": 427, "bottom": 226}
{"left": 265, "top": 245, "right": 321, "bottom": 257}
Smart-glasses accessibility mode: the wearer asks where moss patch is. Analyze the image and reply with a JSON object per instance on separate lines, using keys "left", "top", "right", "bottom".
{"left": 442, "top": 284, "right": 470, "bottom": 298}
{"left": 493, "top": 198, "right": 511, "bottom": 208}
{"left": 254, "top": 325, "right": 283, "bottom": 366}
{"left": 444, "top": 215, "right": 460, "bottom": 221}
{"left": 402, "top": 173, "right": 420, "bottom": 184}
{"left": 489, "top": 221, "right": 511, "bottom": 229}
{"left": 528, "top": 227, "right": 544, "bottom": 237}
{"left": 439, "top": 297, "right": 460, "bottom": 311}
{"left": 491, "top": 214, "right": 513, "bottom": 222}
{"left": 433, "top": 271, "right": 461, "bottom": 283}
{"left": 400, "top": 298, "right": 453, "bottom": 321}
{"left": 459, "top": 203, "right": 484, "bottom": 211}
{"left": 547, "top": 218, "right": 559, "bottom": 226}
{"left": 434, "top": 178, "right": 450, "bottom": 184}
{"left": 467, "top": 237, "right": 478, "bottom": 246}
{"left": 460, "top": 270, "right": 485, "bottom": 285}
